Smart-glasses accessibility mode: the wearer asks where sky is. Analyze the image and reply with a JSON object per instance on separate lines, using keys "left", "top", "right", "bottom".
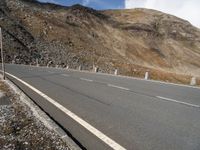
{"left": 38, "top": 0, "right": 200, "bottom": 28}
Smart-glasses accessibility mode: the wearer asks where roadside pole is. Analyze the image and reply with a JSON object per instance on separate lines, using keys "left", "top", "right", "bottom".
{"left": 0, "top": 27, "right": 5, "bottom": 80}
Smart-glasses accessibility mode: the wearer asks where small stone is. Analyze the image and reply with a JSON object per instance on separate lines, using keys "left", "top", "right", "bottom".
{"left": 24, "top": 141, "right": 28, "bottom": 145}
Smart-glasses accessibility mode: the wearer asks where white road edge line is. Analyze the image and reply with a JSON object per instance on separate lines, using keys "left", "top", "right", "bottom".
{"left": 5, "top": 72, "right": 126, "bottom": 150}
{"left": 61, "top": 74, "right": 70, "bottom": 77}
{"left": 156, "top": 96, "right": 200, "bottom": 108}
{"left": 108, "top": 84, "right": 130, "bottom": 91}
{"left": 80, "top": 78, "right": 93, "bottom": 82}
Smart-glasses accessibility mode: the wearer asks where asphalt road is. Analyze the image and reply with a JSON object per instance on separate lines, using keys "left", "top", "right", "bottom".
{"left": 2, "top": 64, "right": 200, "bottom": 150}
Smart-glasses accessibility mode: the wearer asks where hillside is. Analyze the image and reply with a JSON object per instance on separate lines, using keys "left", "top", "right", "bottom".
{"left": 0, "top": 0, "right": 200, "bottom": 84}
{"left": 103, "top": 9, "right": 200, "bottom": 75}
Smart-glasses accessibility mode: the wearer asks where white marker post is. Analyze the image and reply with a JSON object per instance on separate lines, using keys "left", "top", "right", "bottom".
{"left": 0, "top": 27, "right": 5, "bottom": 80}
{"left": 190, "top": 77, "right": 196, "bottom": 86}
{"left": 114, "top": 69, "right": 118, "bottom": 75}
{"left": 79, "top": 65, "right": 82, "bottom": 71}
{"left": 94, "top": 67, "right": 98, "bottom": 73}
{"left": 145, "top": 72, "right": 149, "bottom": 80}
{"left": 36, "top": 58, "right": 39, "bottom": 67}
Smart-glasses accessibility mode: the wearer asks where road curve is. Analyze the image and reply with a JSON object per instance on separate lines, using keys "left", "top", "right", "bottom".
{"left": 2, "top": 64, "right": 200, "bottom": 150}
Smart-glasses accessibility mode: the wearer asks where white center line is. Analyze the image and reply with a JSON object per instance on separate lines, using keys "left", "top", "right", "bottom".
{"left": 5, "top": 72, "right": 126, "bottom": 150}
{"left": 61, "top": 74, "right": 70, "bottom": 77}
{"left": 108, "top": 84, "right": 130, "bottom": 91}
{"left": 80, "top": 78, "right": 93, "bottom": 82}
{"left": 156, "top": 96, "right": 200, "bottom": 108}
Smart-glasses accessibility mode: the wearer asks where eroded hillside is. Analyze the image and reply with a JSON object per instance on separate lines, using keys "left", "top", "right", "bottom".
{"left": 0, "top": 0, "right": 200, "bottom": 84}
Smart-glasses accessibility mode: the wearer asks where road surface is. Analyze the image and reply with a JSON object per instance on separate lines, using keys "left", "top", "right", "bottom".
{"left": 2, "top": 64, "right": 200, "bottom": 150}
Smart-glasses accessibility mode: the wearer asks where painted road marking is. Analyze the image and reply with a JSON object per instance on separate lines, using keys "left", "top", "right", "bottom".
{"left": 61, "top": 74, "right": 70, "bottom": 77}
{"left": 157, "top": 96, "right": 200, "bottom": 108}
{"left": 108, "top": 84, "right": 130, "bottom": 91}
{"left": 5, "top": 72, "right": 126, "bottom": 150}
{"left": 80, "top": 78, "right": 93, "bottom": 82}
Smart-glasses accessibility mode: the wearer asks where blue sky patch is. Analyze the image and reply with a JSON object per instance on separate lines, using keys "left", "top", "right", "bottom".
{"left": 38, "top": 0, "right": 125, "bottom": 10}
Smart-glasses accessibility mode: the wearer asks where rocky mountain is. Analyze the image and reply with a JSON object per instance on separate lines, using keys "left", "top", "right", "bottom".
{"left": 0, "top": 0, "right": 200, "bottom": 84}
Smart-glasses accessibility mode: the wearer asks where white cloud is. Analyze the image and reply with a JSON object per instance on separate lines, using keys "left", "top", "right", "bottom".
{"left": 39, "top": 0, "right": 59, "bottom": 4}
{"left": 125, "top": 0, "right": 200, "bottom": 28}
{"left": 82, "top": 0, "right": 90, "bottom": 6}
{"left": 125, "top": 0, "right": 145, "bottom": 8}
{"left": 82, "top": 0, "right": 100, "bottom": 6}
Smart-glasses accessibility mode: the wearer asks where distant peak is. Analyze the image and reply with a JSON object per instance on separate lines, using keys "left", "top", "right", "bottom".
{"left": 71, "top": 4, "right": 84, "bottom": 8}
{"left": 70, "top": 4, "right": 94, "bottom": 12}
{"left": 19, "top": 0, "right": 37, "bottom": 3}
{"left": 69, "top": 4, "right": 109, "bottom": 20}
{"left": 17, "top": 0, "right": 68, "bottom": 10}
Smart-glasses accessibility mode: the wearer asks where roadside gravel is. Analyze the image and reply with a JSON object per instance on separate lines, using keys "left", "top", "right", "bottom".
{"left": 0, "top": 80, "right": 71, "bottom": 150}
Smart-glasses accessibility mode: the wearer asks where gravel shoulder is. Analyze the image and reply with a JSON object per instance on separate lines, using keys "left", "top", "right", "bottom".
{"left": 0, "top": 79, "right": 78, "bottom": 150}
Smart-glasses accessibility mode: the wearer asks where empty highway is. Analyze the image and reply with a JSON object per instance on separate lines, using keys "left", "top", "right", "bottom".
{"left": 2, "top": 64, "right": 200, "bottom": 150}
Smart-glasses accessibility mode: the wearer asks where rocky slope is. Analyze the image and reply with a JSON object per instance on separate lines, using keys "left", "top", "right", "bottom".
{"left": 0, "top": 0, "right": 200, "bottom": 83}
{"left": 103, "top": 9, "right": 200, "bottom": 76}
